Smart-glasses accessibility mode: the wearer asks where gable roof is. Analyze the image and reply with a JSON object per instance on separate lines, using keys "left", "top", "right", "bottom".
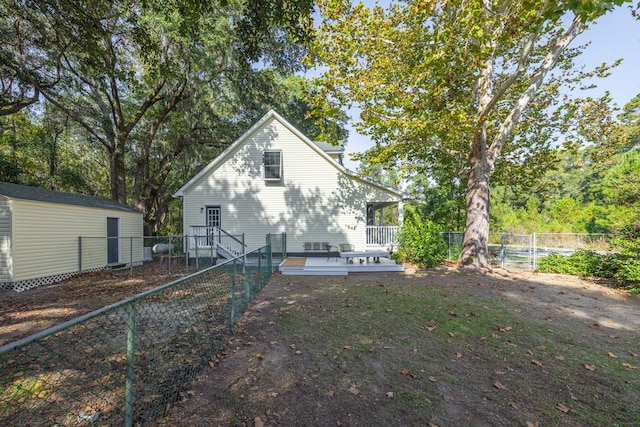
{"left": 173, "top": 110, "right": 406, "bottom": 199}
{"left": 0, "top": 181, "right": 140, "bottom": 213}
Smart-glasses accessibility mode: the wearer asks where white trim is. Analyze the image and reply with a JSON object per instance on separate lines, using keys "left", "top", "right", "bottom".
{"left": 263, "top": 149, "right": 283, "bottom": 181}
{"left": 172, "top": 110, "right": 408, "bottom": 200}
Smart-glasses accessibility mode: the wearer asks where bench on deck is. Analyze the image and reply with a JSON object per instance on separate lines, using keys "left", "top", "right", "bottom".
{"left": 339, "top": 250, "right": 391, "bottom": 264}
{"left": 303, "top": 242, "right": 339, "bottom": 259}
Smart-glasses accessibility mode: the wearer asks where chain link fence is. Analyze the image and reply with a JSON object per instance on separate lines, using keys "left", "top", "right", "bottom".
{"left": 0, "top": 244, "right": 275, "bottom": 426}
{"left": 443, "top": 232, "right": 614, "bottom": 271}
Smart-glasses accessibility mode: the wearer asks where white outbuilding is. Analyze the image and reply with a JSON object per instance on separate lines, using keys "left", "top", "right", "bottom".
{"left": 0, "top": 182, "right": 143, "bottom": 292}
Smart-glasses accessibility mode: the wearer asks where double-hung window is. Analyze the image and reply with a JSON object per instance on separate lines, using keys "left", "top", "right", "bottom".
{"left": 263, "top": 150, "right": 282, "bottom": 181}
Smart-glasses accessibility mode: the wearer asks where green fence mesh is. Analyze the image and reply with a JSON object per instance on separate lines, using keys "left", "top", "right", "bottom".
{"left": 0, "top": 245, "right": 275, "bottom": 426}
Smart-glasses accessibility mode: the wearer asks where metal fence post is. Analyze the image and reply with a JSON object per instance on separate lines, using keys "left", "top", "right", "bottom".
{"left": 195, "top": 235, "right": 199, "bottom": 270}
{"left": 258, "top": 247, "right": 262, "bottom": 289}
{"left": 500, "top": 233, "right": 506, "bottom": 268}
{"left": 130, "top": 237, "right": 133, "bottom": 276}
{"left": 533, "top": 232, "right": 537, "bottom": 271}
{"left": 184, "top": 235, "right": 189, "bottom": 272}
{"left": 230, "top": 258, "right": 237, "bottom": 328}
{"left": 283, "top": 232, "right": 287, "bottom": 260}
{"left": 448, "top": 232, "right": 452, "bottom": 260}
{"left": 210, "top": 239, "right": 214, "bottom": 267}
{"left": 124, "top": 302, "right": 136, "bottom": 427}
{"left": 78, "top": 236, "right": 82, "bottom": 274}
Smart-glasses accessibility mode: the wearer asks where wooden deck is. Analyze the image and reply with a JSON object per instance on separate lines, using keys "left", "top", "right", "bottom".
{"left": 278, "top": 256, "right": 404, "bottom": 276}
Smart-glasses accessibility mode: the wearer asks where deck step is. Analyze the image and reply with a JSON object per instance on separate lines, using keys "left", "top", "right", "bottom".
{"left": 280, "top": 267, "right": 348, "bottom": 276}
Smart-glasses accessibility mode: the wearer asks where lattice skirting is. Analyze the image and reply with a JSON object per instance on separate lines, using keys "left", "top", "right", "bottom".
{"left": 0, "top": 262, "right": 141, "bottom": 293}
{"left": 1, "top": 272, "right": 79, "bottom": 293}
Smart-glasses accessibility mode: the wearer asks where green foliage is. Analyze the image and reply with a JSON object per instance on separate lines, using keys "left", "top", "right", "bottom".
{"left": 538, "top": 250, "right": 640, "bottom": 292}
{"left": 395, "top": 209, "right": 447, "bottom": 268}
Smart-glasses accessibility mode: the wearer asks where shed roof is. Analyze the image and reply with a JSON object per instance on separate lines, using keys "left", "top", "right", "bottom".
{"left": 0, "top": 181, "right": 140, "bottom": 213}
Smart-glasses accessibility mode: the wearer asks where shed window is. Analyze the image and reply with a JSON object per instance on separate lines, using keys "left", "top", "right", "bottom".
{"left": 263, "top": 151, "right": 282, "bottom": 181}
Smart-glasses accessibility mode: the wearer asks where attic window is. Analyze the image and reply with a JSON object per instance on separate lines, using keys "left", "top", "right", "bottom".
{"left": 263, "top": 150, "right": 282, "bottom": 181}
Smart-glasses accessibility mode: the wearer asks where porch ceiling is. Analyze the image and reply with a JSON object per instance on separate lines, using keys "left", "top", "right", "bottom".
{"left": 369, "top": 201, "right": 398, "bottom": 210}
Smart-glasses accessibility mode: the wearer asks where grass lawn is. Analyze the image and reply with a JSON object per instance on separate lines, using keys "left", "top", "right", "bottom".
{"left": 166, "top": 267, "right": 640, "bottom": 426}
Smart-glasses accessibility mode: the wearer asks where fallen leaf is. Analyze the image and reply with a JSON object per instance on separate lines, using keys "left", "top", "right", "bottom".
{"left": 622, "top": 362, "right": 638, "bottom": 369}
{"left": 348, "top": 384, "right": 360, "bottom": 395}
{"left": 609, "top": 334, "right": 619, "bottom": 339}
{"left": 532, "top": 359, "right": 543, "bottom": 367}
{"left": 492, "top": 333, "right": 500, "bottom": 339}
{"left": 290, "top": 344, "right": 296, "bottom": 349}
{"left": 255, "top": 353, "right": 264, "bottom": 360}
{"left": 584, "top": 363, "right": 596, "bottom": 371}
{"left": 254, "top": 416, "right": 264, "bottom": 427}
{"left": 555, "top": 355, "right": 565, "bottom": 361}
{"left": 344, "top": 345, "right": 353, "bottom": 351}
{"left": 494, "top": 381, "right": 508, "bottom": 390}
{"left": 428, "top": 376, "right": 437, "bottom": 382}
{"left": 443, "top": 395, "right": 455, "bottom": 402}
{"left": 544, "top": 316, "right": 552, "bottom": 321}
{"left": 426, "top": 326, "right": 437, "bottom": 332}
{"left": 456, "top": 352, "right": 462, "bottom": 358}
{"left": 608, "top": 352, "right": 618, "bottom": 358}
{"left": 590, "top": 323, "right": 600, "bottom": 329}
{"left": 526, "top": 421, "right": 539, "bottom": 427}
{"left": 558, "top": 291, "right": 565, "bottom": 295}
{"left": 294, "top": 350, "right": 302, "bottom": 355}
{"left": 630, "top": 352, "right": 638, "bottom": 357}
{"left": 326, "top": 390, "right": 334, "bottom": 398}
{"left": 428, "top": 423, "right": 440, "bottom": 427}
{"left": 399, "top": 369, "right": 417, "bottom": 378}
{"left": 386, "top": 391, "right": 394, "bottom": 398}
{"left": 556, "top": 403, "right": 570, "bottom": 413}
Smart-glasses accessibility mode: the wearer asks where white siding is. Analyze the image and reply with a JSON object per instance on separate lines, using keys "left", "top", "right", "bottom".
{"left": 11, "top": 200, "right": 143, "bottom": 281}
{"left": 0, "top": 198, "right": 12, "bottom": 281}
{"left": 183, "top": 116, "right": 399, "bottom": 252}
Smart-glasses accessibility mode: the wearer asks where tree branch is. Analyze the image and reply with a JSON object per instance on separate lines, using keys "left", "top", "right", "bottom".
{"left": 487, "top": 15, "right": 585, "bottom": 168}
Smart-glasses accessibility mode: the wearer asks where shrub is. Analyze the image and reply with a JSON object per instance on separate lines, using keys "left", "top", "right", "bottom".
{"left": 537, "top": 250, "right": 605, "bottom": 277}
{"left": 395, "top": 218, "right": 447, "bottom": 268}
{"left": 538, "top": 249, "right": 640, "bottom": 293}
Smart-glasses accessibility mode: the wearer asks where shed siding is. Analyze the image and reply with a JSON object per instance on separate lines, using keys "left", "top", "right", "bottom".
{"left": 11, "top": 200, "right": 143, "bottom": 281}
{"left": 0, "top": 198, "right": 12, "bottom": 281}
{"left": 183, "top": 116, "right": 399, "bottom": 252}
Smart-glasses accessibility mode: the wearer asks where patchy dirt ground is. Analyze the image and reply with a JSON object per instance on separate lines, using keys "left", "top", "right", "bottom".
{"left": 1, "top": 263, "right": 639, "bottom": 426}
{"left": 0, "top": 260, "right": 193, "bottom": 346}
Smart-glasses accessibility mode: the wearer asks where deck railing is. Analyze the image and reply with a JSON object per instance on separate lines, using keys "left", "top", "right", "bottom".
{"left": 366, "top": 225, "right": 400, "bottom": 247}
{"left": 188, "top": 226, "right": 246, "bottom": 258}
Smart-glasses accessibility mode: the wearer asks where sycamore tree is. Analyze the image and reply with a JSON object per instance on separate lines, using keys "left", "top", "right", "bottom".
{"left": 308, "top": 0, "right": 629, "bottom": 267}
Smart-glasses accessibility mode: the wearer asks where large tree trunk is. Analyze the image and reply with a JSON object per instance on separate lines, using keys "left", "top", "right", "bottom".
{"left": 459, "top": 130, "right": 491, "bottom": 267}
{"left": 110, "top": 139, "right": 127, "bottom": 204}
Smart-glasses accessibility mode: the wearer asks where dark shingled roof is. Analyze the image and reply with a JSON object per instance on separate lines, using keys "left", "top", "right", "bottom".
{"left": 0, "top": 181, "right": 140, "bottom": 213}
{"left": 313, "top": 140, "right": 345, "bottom": 153}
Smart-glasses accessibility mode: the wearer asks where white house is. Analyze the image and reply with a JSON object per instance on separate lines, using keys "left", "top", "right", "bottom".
{"left": 0, "top": 182, "right": 144, "bottom": 292}
{"left": 173, "top": 110, "right": 406, "bottom": 259}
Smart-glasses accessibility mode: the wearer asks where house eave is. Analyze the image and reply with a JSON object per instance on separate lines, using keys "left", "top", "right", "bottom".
{"left": 172, "top": 109, "right": 408, "bottom": 201}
